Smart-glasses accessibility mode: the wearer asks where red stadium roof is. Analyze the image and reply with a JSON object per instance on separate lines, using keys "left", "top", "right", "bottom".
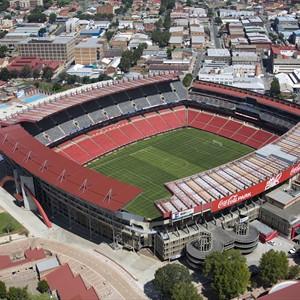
{"left": 0, "top": 125, "right": 141, "bottom": 212}
{"left": 3, "top": 73, "right": 178, "bottom": 125}
{"left": 192, "top": 81, "right": 300, "bottom": 117}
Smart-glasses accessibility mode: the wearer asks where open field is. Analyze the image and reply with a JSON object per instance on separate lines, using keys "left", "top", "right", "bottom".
{"left": 0, "top": 212, "right": 23, "bottom": 235}
{"left": 88, "top": 128, "right": 252, "bottom": 219}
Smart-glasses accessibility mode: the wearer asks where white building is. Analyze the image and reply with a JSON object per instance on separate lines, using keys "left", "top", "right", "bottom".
{"left": 66, "top": 18, "right": 80, "bottom": 33}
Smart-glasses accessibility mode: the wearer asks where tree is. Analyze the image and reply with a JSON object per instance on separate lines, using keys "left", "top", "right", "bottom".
{"left": 182, "top": 73, "right": 193, "bottom": 87}
{"left": 27, "top": 7, "right": 47, "bottom": 23}
{"left": 203, "top": 250, "right": 250, "bottom": 300}
{"left": 20, "top": 65, "right": 33, "bottom": 78}
{"left": 171, "top": 282, "right": 203, "bottom": 300}
{"left": 215, "top": 17, "right": 222, "bottom": 26}
{"left": 186, "top": 0, "right": 192, "bottom": 7}
{"left": 7, "top": 287, "right": 29, "bottom": 300}
{"left": 0, "top": 68, "right": 10, "bottom": 81}
{"left": 37, "top": 280, "right": 49, "bottom": 294}
{"left": 259, "top": 250, "right": 289, "bottom": 287}
{"left": 163, "top": 13, "right": 171, "bottom": 30}
{"left": 3, "top": 223, "right": 14, "bottom": 234}
{"left": 105, "top": 30, "right": 115, "bottom": 41}
{"left": 0, "top": 281, "right": 6, "bottom": 299}
{"left": 49, "top": 13, "right": 56, "bottom": 23}
{"left": 167, "top": 48, "right": 172, "bottom": 59}
{"left": 9, "top": 69, "right": 19, "bottom": 79}
{"left": 43, "top": 0, "right": 53, "bottom": 9}
{"left": 153, "top": 264, "right": 191, "bottom": 298}
{"left": 270, "top": 77, "right": 281, "bottom": 97}
{"left": 98, "top": 74, "right": 112, "bottom": 82}
{"left": 33, "top": 69, "right": 40, "bottom": 80}
{"left": 119, "top": 50, "right": 133, "bottom": 73}
{"left": 151, "top": 30, "right": 170, "bottom": 48}
{"left": 38, "top": 27, "right": 46, "bottom": 37}
{"left": 0, "top": 30, "right": 7, "bottom": 39}
{"left": 287, "top": 265, "right": 300, "bottom": 280}
{"left": 66, "top": 74, "right": 77, "bottom": 85}
{"left": 0, "top": 0, "right": 9, "bottom": 11}
{"left": 0, "top": 45, "right": 8, "bottom": 58}
{"left": 42, "top": 67, "right": 53, "bottom": 81}
{"left": 52, "top": 82, "right": 62, "bottom": 92}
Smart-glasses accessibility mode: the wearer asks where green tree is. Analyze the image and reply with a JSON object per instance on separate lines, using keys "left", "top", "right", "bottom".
{"left": 42, "top": 67, "right": 53, "bottom": 81}
{"left": 98, "top": 74, "right": 112, "bottom": 81}
{"left": 182, "top": 73, "right": 193, "bottom": 87}
{"left": 49, "top": 13, "right": 56, "bottom": 23}
{"left": 171, "top": 282, "right": 203, "bottom": 300}
{"left": 66, "top": 74, "right": 77, "bottom": 85}
{"left": 33, "top": 69, "right": 40, "bottom": 80}
{"left": 0, "top": 281, "right": 6, "bottom": 299}
{"left": 7, "top": 287, "right": 29, "bottom": 300}
{"left": 163, "top": 13, "right": 171, "bottom": 30}
{"left": 43, "top": 0, "right": 53, "bottom": 9}
{"left": 215, "top": 17, "right": 222, "bottom": 25}
{"left": 287, "top": 265, "right": 300, "bottom": 280}
{"left": 0, "top": 45, "right": 8, "bottom": 58}
{"left": 37, "top": 280, "right": 49, "bottom": 293}
{"left": 3, "top": 223, "right": 15, "bottom": 234}
{"left": 167, "top": 48, "right": 172, "bottom": 59}
{"left": 203, "top": 250, "right": 250, "bottom": 300}
{"left": 259, "top": 250, "right": 289, "bottom": 287}
{"left": 0, "top": 68, "right": 10, "bottom": 81}
{"left": 27, "top": 7, "right": 47, "bottom": 23}
{"left": 0, "top": 0, "right": 9, "bottom": 11}
{"left": 270, "top": 77, "right": 281, "bottom": 97}
{"left": 52, "top": 82, "right": 62, "bottom": 92}
{"left": 153, "top": 264, "right": 191, "bottom": 298}
{"left": 105, "top": 30, "right": 115, "bottom": 41}
{"left": 119, "top": 50, "right": 133, "bottom": 73}
{"left": 186, "top": 0, "right": 192, "bottom": 7}
{"left": 0, "top": 30, "right": 7, "bottom": 39}
{"left": 151, "top": 30, "right": 170, "bottom": 48}
{"left": 20, "top": 65, "right": 33, "bottom": 78}
{"left": 38, "top": 27, "right": 46, "bottom": 37}
{"left": 207, "top": 8, "right": 214, "bottom": 18}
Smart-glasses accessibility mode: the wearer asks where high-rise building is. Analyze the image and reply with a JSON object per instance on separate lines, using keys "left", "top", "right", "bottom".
{"left": 17, "top": 36, "right": 76, "bottom": 63}
{"left": 74, "top": 38, "right": 106, "bottom": 65}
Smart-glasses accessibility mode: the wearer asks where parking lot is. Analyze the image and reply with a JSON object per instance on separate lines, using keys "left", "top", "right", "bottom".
{"left": 247, "top": 235, "right": 296, "bottom": 266}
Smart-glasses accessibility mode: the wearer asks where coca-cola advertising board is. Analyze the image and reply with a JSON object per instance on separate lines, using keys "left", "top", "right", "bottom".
{"left": 211, "top": 161, "right": 300, "bottom": 213}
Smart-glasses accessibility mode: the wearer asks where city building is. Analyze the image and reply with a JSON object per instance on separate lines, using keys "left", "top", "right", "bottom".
{"left": 18, "top": 36, "right": 76, "bottom": 63}
{"left": 206, "top": 48, "right": 231, "bottom": 63}
{"left": 260, "top": 180, "right": 300, "bottom": 239}
{"left": 96, "top": 3, "right": 114, "bottom": 15}
{"left": 10, "top": 0, "right": 43, "bottom": 9}
{"left": 74, "top": 38, "right": 106, "bottom": 65}
{"left": 65, "top": 18, "right": 80, "bottom": 33}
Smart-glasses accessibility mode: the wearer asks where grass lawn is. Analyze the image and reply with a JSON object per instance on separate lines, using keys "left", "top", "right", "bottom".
{"left": 88, "top": 128, "right": 253, "bottom": 219}
{"left": 0, "top": 212, "right": 23, "bottom": 235}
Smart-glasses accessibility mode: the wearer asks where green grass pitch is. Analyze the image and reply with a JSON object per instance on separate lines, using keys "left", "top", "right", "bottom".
{"left": 88, "top": 128, "right": 253, "bottom": 219}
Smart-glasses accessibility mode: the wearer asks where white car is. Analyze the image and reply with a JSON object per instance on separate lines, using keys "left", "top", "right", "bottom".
{"left": 267, "top": 240, "right": 275, "bottom": 246}
{"left": 289, "top": 248, "right": 296, "bottom": 255}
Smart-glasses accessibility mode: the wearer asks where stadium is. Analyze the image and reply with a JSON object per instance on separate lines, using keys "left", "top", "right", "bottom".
{"left": 0, "top": 73, "right": 299, "bottom": 265}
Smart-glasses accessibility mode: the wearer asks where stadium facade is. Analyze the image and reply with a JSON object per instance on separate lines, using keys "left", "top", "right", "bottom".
{"left": 0, "top": 73, "right": 299, "bottom": 262}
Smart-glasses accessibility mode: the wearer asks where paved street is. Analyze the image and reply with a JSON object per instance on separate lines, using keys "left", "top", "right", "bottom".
{"left": 0, "top": 187, "right": 147, "bottom": 299}
{"left": 210, "top": 21, "right": 221, "bottom": 49}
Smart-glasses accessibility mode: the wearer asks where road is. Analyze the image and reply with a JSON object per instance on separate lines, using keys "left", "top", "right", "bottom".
{"left": 0, "top": 187, "right": 147, "bottom": 299}
{"left": 192, "top": 50, "right": 205, "bottom": 78}
{"left": 210, "top": 20, "right": 221, "bottom": 48}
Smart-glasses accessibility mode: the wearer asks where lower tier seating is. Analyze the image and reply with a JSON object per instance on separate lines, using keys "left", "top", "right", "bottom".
{"left": 55, "top": 107, "right": 278, "bottom": 165}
